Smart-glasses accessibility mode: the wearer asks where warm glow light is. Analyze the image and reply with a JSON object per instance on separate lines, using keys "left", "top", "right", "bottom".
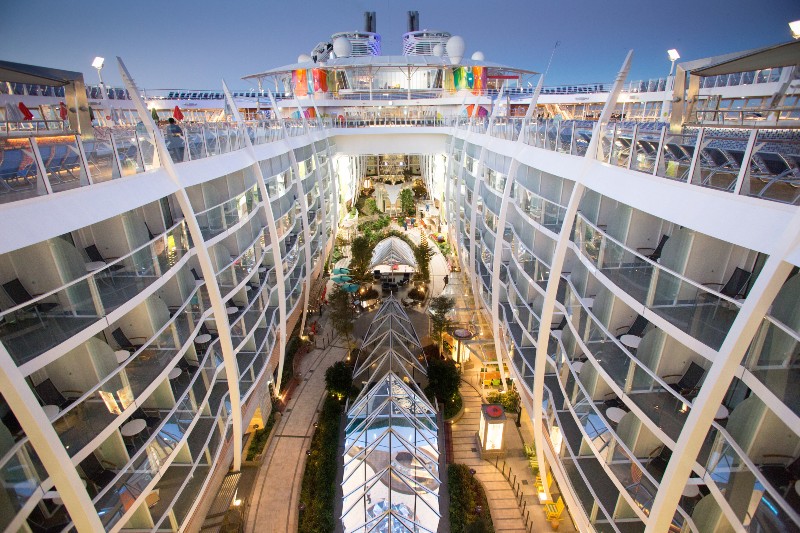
{"left": 667, "top": 49, "right": 680, "bottom": 62}
{"left": 549, "top": 426, "right": 563, "bottom": 454}
{"left": 92, "top": 56, "right": 105, "bottom": 70}
{"left": 791, "top": 20, "right": 800, "bottom": 39}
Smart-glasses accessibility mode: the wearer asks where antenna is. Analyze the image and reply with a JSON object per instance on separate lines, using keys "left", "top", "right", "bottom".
{"left": 544, "top": 41, "right": 560, "bottom": 78}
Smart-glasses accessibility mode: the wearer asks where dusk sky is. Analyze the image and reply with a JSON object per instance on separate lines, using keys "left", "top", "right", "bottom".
{"left": 2, "top": 0, "right": 799, "bottom": 91}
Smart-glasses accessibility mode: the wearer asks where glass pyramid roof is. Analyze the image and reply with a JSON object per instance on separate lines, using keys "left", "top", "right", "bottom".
{"left": 342, "top": 298, "right": 440, "bottom": 533}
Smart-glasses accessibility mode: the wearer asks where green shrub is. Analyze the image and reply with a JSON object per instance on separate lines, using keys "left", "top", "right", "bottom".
{"left": 298, "top": 396, "right": 343, "bottom": 533}
{"left": 448, "top": 464, "right": 494, "bottom": 533}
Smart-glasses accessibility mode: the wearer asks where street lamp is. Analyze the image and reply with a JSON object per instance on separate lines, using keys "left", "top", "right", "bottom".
{"left": 91, "top": 56, "right": 105, "bottom": 85}
{"left": 667, "top": 49, "right": 680, "bottom": 76}
{"left": 791, "top": 20, "right": 800, "bottom": 39}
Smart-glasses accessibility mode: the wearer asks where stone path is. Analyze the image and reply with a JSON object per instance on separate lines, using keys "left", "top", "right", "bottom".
{"left": 450, "top": 379, "right": 528, "bottom": 532}
{"left": 243, "top": 318, "right": 349, "bottom": 533}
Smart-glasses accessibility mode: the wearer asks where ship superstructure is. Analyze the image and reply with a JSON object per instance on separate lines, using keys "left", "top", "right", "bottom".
{"left": 0, "top": 14, "right": 798, "bottom": 533}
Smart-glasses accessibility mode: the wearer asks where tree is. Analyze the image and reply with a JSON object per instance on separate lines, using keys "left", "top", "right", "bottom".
{"left": 399, "top": 188, "right": 415, "bottom": 216}
{"left": 487, "top": 386, "right": 520, "bottom": 414}
{"left": 150, "top": 108, "right": 159, "bottom": 122}
{"left": 425, "top": 357, "right": 461, "bottom": 407}
{"left": 349, "top": 235, "right": 373, "bottom": 280}
{"left": 325, "top": 361, "right": 354, "bottom": 400}
{"left": 414, "top": 237, "right": 434, "bottom": 282}
{"left": 328, "top": 285, "right": 354, "bottom": 349}
{"left": 361, "top": 197, "right": 379, "bottom": 216}
{"left": 429, "top": 295, "right": 454, "bottom": 357}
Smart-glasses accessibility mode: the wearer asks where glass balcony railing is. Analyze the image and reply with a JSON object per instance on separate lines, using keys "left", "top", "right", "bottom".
{"left": 0, "top": 221, "right": 191, "bottom": 366}
{"left": 196, "top": 185, "right": 261, "bottom": 240}
{"left": 573, "top": 215, "right": 745, "bottom": 351}
{"left": 0, "top": 441, "right": 48, "bottom": 531}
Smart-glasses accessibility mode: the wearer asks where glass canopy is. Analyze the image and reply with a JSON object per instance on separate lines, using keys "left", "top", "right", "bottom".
{"left": 369, "top": 237, "right": 418, "bottom": 271}
{"left": 343, "top": 298, "right": 440, "bottom": 533}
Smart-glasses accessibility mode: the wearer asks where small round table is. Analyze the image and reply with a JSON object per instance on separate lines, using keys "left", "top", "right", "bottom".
{"left": 551, "top": 329, "right": 563, "bottom": 340}
{"left": 115, "top": 350, "right": 131, "bottom": 364}
{"left": 195, "top": 333, "right": 212, "bottom": 345}
{"left": 682, "top": 484, "right": 701, "bottom": 498}
{"left": 714, "top": 405, "right": 730, "bottom": 420}
{"left": 606, "top": 406, "right": 626, "bottom": 423}
{"left": 120, "top": 418, "right": 147, "bottom": 437}
{"left": 580, "top": 297, "right": 595, "bottom": 308}
{"left": 42, "top": 405, "right": 59, "bottom": 419}
{"left": 572, "top": 361, "right": 584, "bottom": 374}
{"left": 85, "top": 261, "right": 107, "bottom": 272}
{"left": 258, "top": 267, "right": 267, "bottom": 273}
{"left": 168, "top": 368, "right": 182, "bottom": 380}
{"left": 226, "top": 306, "right": 239, "bottom": 315}
{"left": 620, "top": 335, "right": 643, "bottom": 350}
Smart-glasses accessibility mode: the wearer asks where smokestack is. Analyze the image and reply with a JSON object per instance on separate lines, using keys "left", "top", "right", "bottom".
{"left": 407, "top": 11, "right": 419, "bottom": 32}
{"left": 364, "top": 11, "right": 376, "bottom": 33}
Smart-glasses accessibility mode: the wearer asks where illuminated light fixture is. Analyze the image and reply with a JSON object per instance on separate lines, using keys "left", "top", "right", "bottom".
{"left": 477, "top": 404, "right": 506, "bottom": 458}
{"left": 91, "top": 56, "right": 105, "bottom": 70}
{"left": 667, "top": 49, "right": 680, "bottom": 62}
{"left": 791, "top": 20, "right": 800, "bottom": 39}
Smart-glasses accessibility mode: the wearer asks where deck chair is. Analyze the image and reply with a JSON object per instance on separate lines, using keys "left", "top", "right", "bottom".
{"left": 615, "top": 315, "right": 649, "bottom": 339}
{"left": 637, "top": 234, "right": 669, "bottom": 262}
{"left": 646, "top": 445, "right": 672, "bottom": 478}
{"left": 664, "top": 361, "right": 705, "bottom": 398}
{"left": 79, "top": 453, "right": 117, "bottom": 492}
{"left": 33, "top": 378, "right": 81, "bottom": 409}
{"left": 3, "top": 278, "right": 58, "bottom": 313}
{"left": 702, "top": 267, "right": 751, "bottom": 300}
{"left": 111, "top": 328, "right": 146, "bottom": 352}
{"left": 85, "top": 245, "right": 124, "bottom": 272}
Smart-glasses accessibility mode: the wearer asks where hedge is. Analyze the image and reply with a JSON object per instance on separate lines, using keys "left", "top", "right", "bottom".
{"left": 448, "top": 463, "right": 495, "bottom": 533}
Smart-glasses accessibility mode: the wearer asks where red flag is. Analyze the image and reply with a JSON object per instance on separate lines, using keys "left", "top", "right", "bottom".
{"left": 59, "top": 102, "right": 68, "bottom": 120}
{"left": 18, "top": 102, "right": 34, "bottom": 121}
{"left": 172, "top": 105, "right": 184, "bottom": 121}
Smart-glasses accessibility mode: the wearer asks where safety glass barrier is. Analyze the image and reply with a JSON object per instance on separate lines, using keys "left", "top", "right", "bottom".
{"left": 698, "top": 424, "right": 800, "bottom": 532}
{"left": 81, "top": 138, "right": 117, "bottom": 183}
{"left": 742, "top": 132, "right": 800, "bottom": 205}
{"left": 574, "top": 215, "right": 744, "bottom": 351}
{"left": 50, "top": 287, "right": 211, "bottom": 456}
{"left": 0, "top": 222, "right": 190, "bottom": 366}
{"left": 655, "top": 131, "right": 698, "bottom": 182}
{"left": 195, "top": 186, "right": 260, "bottom": 240}
{"left": 0, "top": 441, "right": 48, "bottom": 531}
{"left": 0, "top": 138, "right": 48, "bottom": 202}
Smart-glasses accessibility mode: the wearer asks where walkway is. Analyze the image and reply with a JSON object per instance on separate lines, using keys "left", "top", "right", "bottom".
{"left": 243, "top": 316, "right": 349, "bottom": 533}
{"left": 450, "top": 380, "right": 528, "bottom": 533}
{"left": 451, "top": 372, "right": 578, "bottom": 533}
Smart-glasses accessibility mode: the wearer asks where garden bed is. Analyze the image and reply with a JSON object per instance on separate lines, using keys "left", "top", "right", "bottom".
{"left": 297, "top": 396, "right": 343, "bottom": 532}
{"left": 448, "top": 463, "right": 495, "bottom": 533}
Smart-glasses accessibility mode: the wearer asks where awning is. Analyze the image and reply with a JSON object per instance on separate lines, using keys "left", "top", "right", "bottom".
{"left": 680, "top": 40, "right": 800, "bottom": 77}
{"left": 0, "top": 60, "right": 84, "bottom": 86}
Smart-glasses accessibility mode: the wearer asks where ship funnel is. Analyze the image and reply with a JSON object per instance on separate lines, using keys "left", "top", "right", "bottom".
{"left": 364, "top": 11, "right": 376, "bottom": 33}
{"left": 407, "top": 11, "right": 419, "bottom": 32}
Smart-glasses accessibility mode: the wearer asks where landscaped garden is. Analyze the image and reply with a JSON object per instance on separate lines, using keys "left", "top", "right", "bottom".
{"left": 448, "top": 463, "right": 495, "bottom": 533}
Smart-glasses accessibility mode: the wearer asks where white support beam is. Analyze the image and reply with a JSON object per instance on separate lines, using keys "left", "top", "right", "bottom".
{"left": 117, "top": 57, "right": 244, "bottom": 470}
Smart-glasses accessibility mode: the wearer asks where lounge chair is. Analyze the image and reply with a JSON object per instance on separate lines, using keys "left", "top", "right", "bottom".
{"left": 32, "top": 378, "right": 81, "bottom": 409}
{"left": 2, "top": 278, "right": 58, "bottom": 313}
{"left": 79, "top": 453, "right": 117, "bottom": 493}
{"left": 701, "top": 267, "right": 751, "bottom": 300}
{"left": 664, "top": 361, "right": 706, "bottom": 399}
{"left": 615, "top": 315, "right": 649, "bottom": 339}
{"left": 637, "top": 234, "right": 669, "bottom": 262}
{"left": 85, "top": 245, "right": 124, "bottom": 272}
{"left": 110, "top": 328, "right": 147, "bottom": 352}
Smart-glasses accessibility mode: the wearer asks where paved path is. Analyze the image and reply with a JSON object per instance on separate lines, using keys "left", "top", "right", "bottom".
{"left": 244, "top": 318, "right": 348, "bottom": 533}
{"left": 451, "top": 380, "right": 529, "bottom": 533}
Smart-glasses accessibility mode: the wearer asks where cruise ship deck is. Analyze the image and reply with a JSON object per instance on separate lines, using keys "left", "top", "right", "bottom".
{"left": 0, "top": 10, "right": 799, "bottom": 533}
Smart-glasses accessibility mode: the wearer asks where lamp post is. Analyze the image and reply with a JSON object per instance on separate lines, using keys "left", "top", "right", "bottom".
{"left": 791, "top": 20, "right": 800, "bottom": 40}
{"left": 667, "top": 49, "right": 680, "bottom": 78}
{"left": 92, "top": 56, "right": 106, "bottom": 93}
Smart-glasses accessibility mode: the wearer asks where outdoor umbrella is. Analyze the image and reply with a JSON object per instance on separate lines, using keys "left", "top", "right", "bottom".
{"left": 17, "top": 102, "right": 33, "bottom": 121}
{"left": 331, "top": 275, "right": 352, "bottom": 283}
{"left": 342, "top": 283, "right": 360, "bottom": 293}
{"left": 332, "top": 267, "right": 350, "bottom": 275}
{"left": 173, "top": 105, "right": 184, "bottom": 121}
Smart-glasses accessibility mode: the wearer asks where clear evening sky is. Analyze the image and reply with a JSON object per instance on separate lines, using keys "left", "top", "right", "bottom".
{"left": 2, "top": 0, "right": 799, "bottom": 90}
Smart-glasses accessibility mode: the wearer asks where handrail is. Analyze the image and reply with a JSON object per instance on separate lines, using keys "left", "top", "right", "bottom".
{"left": 576, "top": 213, "right": 745, "bottom": 307}
{"left": 0, "top": 218, "right": 187, "bottom": 319}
